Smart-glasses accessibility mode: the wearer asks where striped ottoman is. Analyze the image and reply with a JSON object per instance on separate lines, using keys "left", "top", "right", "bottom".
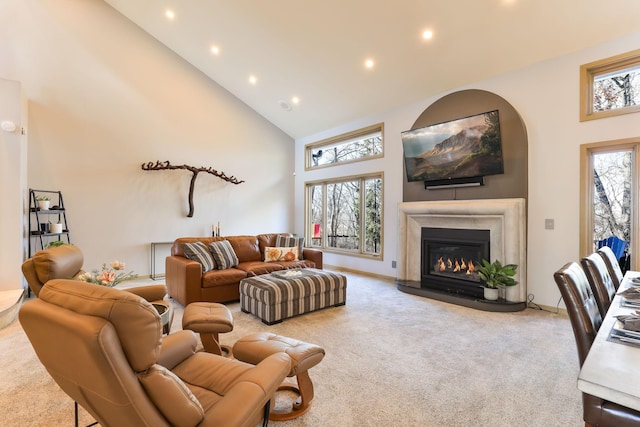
{"left": 239, "top": 269, "right": 346, "bottom": 325}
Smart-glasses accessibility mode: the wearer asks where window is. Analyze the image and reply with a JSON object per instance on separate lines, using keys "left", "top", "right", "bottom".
{"left": 580, "top": 138, "right": 639, "bottom": 269}
{"left": 580, "top": 49, "right": 640, "bottom": 121}
{"left": 306, "top": 173, "right": 383, "bottom": 257}
{"left": 305, "top": 123, "right": 383, "bottom": 169}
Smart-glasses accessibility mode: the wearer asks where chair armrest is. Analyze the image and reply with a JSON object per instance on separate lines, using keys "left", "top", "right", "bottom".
{"left": 126, "top": 284, "right": 168, "bottom": 302}
{"left": 234, "top": 352, "right": 291, "bottom": 393}
{"left": 158, "top": 330, "right": 198, "bottom": 370}
{"left": 204, "top": 352, "right": 291, "bottom": 426}
{"left": 166, "top": 255, "right": 203, "bottom": 306}
{"left": 303, "top": 248, "right": 323, "bottom": 269}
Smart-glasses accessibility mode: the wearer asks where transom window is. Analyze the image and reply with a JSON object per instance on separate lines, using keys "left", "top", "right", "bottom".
{"left": 306, "top": 173, "right": 383, "bottom": 258}
{"left": 305, "top": 123, "right": 383, "bottom": 170}
{"left": 580, "top": 49, "right": 640, "bottom": 121}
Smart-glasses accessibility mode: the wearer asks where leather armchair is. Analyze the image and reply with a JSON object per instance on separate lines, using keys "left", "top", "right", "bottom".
{"left": 554, "top": 262, "right": 640, "bottom": 427}
{"left": 19, "top": 279, "right": 291, "bottom": 427}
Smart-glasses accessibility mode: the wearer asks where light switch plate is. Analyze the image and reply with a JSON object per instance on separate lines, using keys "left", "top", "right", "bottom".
{"left": 545, "top": 219, "right": 554, "bottom": 230}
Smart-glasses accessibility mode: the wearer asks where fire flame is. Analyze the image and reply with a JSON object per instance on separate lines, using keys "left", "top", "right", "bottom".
{"left": 434, "top": 257, "right": 477, "bottom": 275}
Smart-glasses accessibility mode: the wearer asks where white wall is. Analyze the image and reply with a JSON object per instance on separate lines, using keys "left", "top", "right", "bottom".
{"left": 296, "top": 32, "right": 640, "bottom": 309}
{"left": 0, "top": 0, "right": 295, "bottom": 277}
{"left": 0, "top": 78, "right": 27, "bottom": 292}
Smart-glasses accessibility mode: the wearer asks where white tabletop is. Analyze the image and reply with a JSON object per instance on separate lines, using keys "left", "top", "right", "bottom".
{"left": 577, "top": 271, "right": 640, "bottom": 411}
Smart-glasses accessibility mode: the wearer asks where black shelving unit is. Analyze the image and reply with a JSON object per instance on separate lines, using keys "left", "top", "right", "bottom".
{"left": 28, "top": 189, "right": 71, "bottom": 256}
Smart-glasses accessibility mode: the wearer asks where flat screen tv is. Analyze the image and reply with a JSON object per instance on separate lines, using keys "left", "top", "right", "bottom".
{"left": 401, "top": 110, "right": 504, "bottom": 184}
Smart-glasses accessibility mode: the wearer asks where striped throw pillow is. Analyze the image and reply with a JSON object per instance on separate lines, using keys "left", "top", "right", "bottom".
{"left": 181, "top": 242, "right": 216, "bottom": 273}
{"left": 208, "top": 240, "right": 239, "bottom": 270}
{"left": 275, "top": 234, "right": 304, "bottom": 259}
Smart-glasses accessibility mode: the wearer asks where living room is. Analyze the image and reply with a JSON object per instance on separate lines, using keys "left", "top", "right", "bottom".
{"left": 3, "top": 1, "right": 640, "bottom": 311}
{"left": 2, "top": 1, "right": 640, "bottom": 426}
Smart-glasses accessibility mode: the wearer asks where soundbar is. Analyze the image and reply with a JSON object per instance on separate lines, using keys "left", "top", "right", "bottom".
{"left": 424, "top": 176, "right": 484, "bottom": 190}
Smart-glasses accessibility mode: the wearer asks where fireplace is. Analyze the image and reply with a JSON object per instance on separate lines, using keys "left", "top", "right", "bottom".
{"left": 421, "top": 227, "right": 490, "bottom": 298}
{"left": 396, "top": 199, "right": 527, "bottom": 312}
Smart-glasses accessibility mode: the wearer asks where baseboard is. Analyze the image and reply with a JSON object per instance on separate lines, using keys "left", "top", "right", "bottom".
{"left": 323, "top": 264, "right": 395, "bottom": 282}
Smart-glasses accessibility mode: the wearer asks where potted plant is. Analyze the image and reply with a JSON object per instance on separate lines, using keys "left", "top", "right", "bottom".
{"left": 36, "top": 195, "right": 51, "bottom": 210}
{"left": 49, "top": 221, "right": 63, "bottom": 234}
{"left": 45, "top": 241, "right": 66, "bottom": 249}
{"left": 476, "top": 259, "right": 518, "bottom": 301}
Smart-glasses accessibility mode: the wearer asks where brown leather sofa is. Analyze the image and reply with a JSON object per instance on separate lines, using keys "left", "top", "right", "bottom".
{"left": 166, "top": 233, "right": 323, "bottom": 306}
{"left": 19, "top": 279, "right": 291, "bottom": 427}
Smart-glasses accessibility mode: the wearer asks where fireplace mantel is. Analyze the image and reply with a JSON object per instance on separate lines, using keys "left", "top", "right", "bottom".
{"left": 397, "top": 198, "right": 526, "bottom": 308}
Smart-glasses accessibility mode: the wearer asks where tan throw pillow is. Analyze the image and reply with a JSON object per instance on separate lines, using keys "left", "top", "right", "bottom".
{"left": 264, "top": 246, "right": 299, "bottom": 262}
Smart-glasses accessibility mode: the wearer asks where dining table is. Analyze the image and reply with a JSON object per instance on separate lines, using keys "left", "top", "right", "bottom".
{"left": 577, "top": 270, "right": 640, "bottom": 411}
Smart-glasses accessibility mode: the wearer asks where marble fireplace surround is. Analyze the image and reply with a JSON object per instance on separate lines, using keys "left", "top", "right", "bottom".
{"left": 397, "top": 198, "right": 526, "bottom": 303}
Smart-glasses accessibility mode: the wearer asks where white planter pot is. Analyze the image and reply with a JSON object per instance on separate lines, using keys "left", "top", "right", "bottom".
{"left": 49, "top": 223, "right": 63, "bottom": 234}
{"left": 483, "top": 287, "right": 499, "bottom": 301}
{"left": 37, "top": 200, "right": 50, "bottom": 210}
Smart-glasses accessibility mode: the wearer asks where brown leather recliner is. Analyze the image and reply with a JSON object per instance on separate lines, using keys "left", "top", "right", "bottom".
{"left": 22, "top": 245, "right": 174, "bottom": 330}
{"left": 19, "top": 279, "right": 291, "bottom": 427}
{"left": 554, "top": 262, "right": 640, "bottom": 427}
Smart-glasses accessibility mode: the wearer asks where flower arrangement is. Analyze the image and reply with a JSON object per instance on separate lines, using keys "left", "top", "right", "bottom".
{"left": 79, "top": 260, "right": 137, "bottom": 287}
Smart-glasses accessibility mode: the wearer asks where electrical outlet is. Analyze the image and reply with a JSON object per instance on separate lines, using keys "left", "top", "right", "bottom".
{"left": 545, "top": 219, "right": 554, "bottom": 230}
{"left": 392, "top": 260, "right": 396, "bottom": 268}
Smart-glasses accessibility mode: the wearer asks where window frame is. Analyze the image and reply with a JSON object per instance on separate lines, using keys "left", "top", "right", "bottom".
{"left": 579, "top": 137, "right": 640, "bottom": 269}
{"left": 304, "top": 123, "right": 384, "bottom": 171}
{"left": 580, "top": 48, "right": 640, "bottom": 121}
{"left": 305, "top": 172, "right": 384, "bottom": 260}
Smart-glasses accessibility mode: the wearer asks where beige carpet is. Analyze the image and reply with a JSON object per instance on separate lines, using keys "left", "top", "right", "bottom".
{"left": 1, "top": 271, "right": 583, "bottom": 426}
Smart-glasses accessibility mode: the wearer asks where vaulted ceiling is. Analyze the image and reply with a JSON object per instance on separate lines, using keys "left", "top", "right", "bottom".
{"left": 104, "top": 0, "right": 640, "bottom": 138}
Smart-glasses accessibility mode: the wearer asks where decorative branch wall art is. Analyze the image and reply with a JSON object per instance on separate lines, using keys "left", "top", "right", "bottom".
{"left": 141, "top": 160, "right": 245, "bottom": 217}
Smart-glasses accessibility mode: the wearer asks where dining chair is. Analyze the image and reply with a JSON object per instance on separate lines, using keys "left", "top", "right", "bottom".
{"left": 597, "top": 245, "right": 624, "bottom": 290}
{"left": 581, "top": 253, "right": 617, "bottom": 318}
{"left": 554, "top": 262, "right": 640, "bottom": 427}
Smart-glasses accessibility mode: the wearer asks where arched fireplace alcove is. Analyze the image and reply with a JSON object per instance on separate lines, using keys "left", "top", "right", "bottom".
{"left": 398, "top": 90, "right": 527, "bottom": 311}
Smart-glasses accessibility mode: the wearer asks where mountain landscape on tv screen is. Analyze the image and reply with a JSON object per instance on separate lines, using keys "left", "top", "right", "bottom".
{"left": 404, "top": 115, "right": 503, "bottom": 182}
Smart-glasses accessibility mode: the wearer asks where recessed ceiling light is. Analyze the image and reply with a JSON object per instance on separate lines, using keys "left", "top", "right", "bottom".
{"left": 210, "top": 46, "right": 220, "bottom": 56}
{"left": 291, "top": 96, "right": 300, "bottom": 105}
{"left": 165, "top": 10, "right": 175, "bottom": 20}
{"left": 249, "top": 75, "right": 257, "bottom": 85}
{"left": 278, "top": 100, "right": 292, "bottom": 111}
{"left": 422, "top": 29, "right": 434, "bottom": 40}
{"left": 364, "top": 59, "right": 375, "bottom": 69}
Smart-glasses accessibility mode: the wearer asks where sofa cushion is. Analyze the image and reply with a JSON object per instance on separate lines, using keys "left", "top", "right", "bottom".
{"left": 208, "top": 240, "right": 239, "bottom": 270}
{"left": 182, "top": 242, "right": 216, "bottom": 273}
{"left": 275, "top": 235, "right": 305, "bottom": 259}
{"left": 264, "top": 246, "right": 299, "bottom": 262}
{"left": 227, "top": 236, "right": 262, "bottom": 262}
{"left": 278, "top": 260, "right": 316, "bottom": 269}
{"left": 202, "top": 268, "right": 247, "bottom": 288}
{"left": 236, "top": 261, "right": 284, "bottom": 276}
